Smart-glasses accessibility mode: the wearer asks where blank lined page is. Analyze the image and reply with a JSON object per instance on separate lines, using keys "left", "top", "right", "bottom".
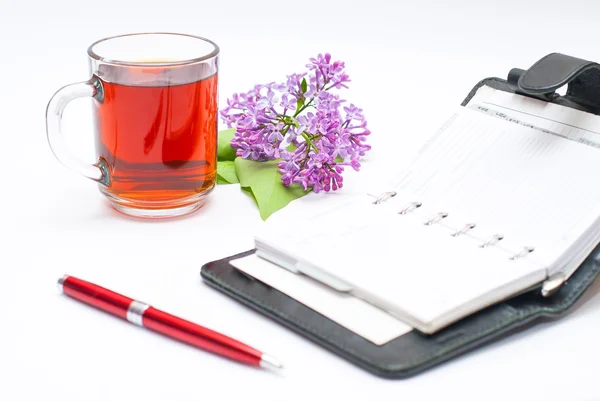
{"left": 388, "top": 107, "right": 600, "bottom": 269}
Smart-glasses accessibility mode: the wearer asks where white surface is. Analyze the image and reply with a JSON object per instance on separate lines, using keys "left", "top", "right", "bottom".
{"left": 231, "top": 254, "right": 412, "bottom": 345}
{"left": 1, "top": 1, "right": 600, "bottom": 400}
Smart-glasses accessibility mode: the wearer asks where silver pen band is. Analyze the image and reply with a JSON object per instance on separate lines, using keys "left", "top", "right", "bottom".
{"left": 126, "top": 300, "right": 150, "bottom": 327}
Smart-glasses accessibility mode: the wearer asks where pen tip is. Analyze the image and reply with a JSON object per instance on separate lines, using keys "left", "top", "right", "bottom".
{"left": 57, "top": 274, "right": 69, "bottom": 294}
{"left": 259, "top": 353, "right": 284, "bottom": 371}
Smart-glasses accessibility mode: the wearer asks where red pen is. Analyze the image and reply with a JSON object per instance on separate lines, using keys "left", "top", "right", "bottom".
{"left": 57, "top": 275, "right": 283, "bottom": 370}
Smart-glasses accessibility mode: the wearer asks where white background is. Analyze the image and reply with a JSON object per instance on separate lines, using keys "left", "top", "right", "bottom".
{"left": 1, "top": 0, "right": 600, "bottom": 399}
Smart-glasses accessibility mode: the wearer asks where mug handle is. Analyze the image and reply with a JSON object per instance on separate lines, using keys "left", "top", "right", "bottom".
{"left": 46, "top": 76, "right": 110, "bottom": 186}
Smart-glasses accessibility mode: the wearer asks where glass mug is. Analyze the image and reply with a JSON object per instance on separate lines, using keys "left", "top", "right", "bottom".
{"left": 46, "top": 33, "right": 219, "bottom": 218}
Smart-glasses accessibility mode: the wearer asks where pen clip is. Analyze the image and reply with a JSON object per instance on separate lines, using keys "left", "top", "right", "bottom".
{"left": 541, "top": 273, "right": 567, "bottom": 297}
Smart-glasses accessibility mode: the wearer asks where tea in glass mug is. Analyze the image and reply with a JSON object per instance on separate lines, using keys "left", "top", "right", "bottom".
{"left": 46, "top": 33, "right": 219, "bottom": 218}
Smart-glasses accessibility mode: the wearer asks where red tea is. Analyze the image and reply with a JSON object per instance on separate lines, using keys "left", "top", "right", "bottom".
{"left": 93, "top": 74, "right": 218, "bottom": 206}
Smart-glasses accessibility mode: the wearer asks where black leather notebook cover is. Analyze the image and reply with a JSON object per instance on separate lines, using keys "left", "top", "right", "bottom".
{"left": 201, "top": 53, "right": 600, "bottom": 378}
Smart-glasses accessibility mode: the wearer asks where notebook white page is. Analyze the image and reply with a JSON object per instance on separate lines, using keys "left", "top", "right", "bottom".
{"left": 466, "top": 85, "right": 600, "bottom": 150}
{"left": 257, "top": 199, "right": 547, "bottom": 332}
{"left": 387, "top": 106, "right": 600, "bottom": 272}
{"left": 256, "top": 102, "right": 600, "bottom": 333}
{"left": 462, "top": 86, "right": 600, "bottom": 281}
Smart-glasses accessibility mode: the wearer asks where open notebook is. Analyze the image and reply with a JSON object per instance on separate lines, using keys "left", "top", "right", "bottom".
{"left": 252, "top": 84, "right": 600, "bottom": 335}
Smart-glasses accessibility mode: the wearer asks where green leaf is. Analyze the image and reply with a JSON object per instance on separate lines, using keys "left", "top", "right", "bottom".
{"left": 218, "top": 128, "right": 237, "bottom": 161}
{"left": 296, "top": 78, "right": 308, "bottom": 111}
{"left": 217, "top": 176, "right": 230, "bottom": 185}
{"left": 335, "top": 156, "right": 345, "bottom": 163}
{"left": 235, "top": 158, "right": 309, "bottom": 220}
{"left": 216, "top": 160, "right": 239, "bottom": 185}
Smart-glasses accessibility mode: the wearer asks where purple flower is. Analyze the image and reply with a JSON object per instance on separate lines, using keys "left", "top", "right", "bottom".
{"left": 221, "top": 53, "right": 371, "bottom": 192}
{"left": 256, "top": 90, "right": 277, "bottom": 111}
{"left": 285, "top": 73, "right": 307, "bottom": 96}
{"left": 280, "top": 94, "right": 297, "bottom": 111}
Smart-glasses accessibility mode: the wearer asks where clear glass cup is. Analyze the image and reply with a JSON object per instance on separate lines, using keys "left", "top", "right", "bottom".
{"left": 46, "top": 33, "right": 219, "bottom": 218}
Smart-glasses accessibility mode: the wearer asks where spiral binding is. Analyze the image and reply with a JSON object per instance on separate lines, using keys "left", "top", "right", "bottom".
{"left": 424, "top": 212, "right": 448, "bottom": 225}
{"left": 452, "top": 223, "right": 476, "bottom": 237}
{"left": 372, "top": 191, "right": 535, "bottom": 260}
{"left": 372, "top": 191, "right": 397, "bottom": 204}
{"left": 398, "top": 202, "right": 422, "bottom": 215}
{"left": 480, "top": 234, "right": 504, "bottom": 248}
{"left": 509, "top": 246, "right": 535, "bottom": 260}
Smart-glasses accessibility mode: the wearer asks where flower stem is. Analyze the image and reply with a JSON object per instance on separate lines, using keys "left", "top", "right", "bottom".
{"left": 293, "top": 98, "right": 314, "bottom": 117}
{"left": 301, "top": 132, "right": 318, "bottom": 151}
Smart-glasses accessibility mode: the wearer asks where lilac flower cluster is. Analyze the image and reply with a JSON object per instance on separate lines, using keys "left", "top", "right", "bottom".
{"left": 220, "top": 53, "right": 371, "bottom": 193}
